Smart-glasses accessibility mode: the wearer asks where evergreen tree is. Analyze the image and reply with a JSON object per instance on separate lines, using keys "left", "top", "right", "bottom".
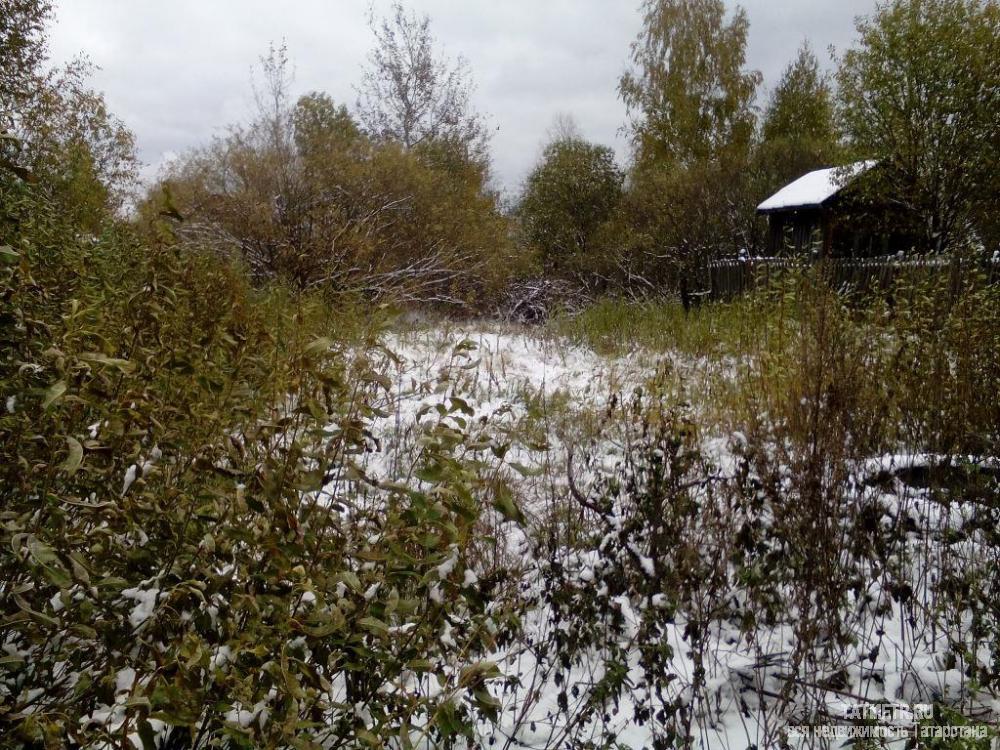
{"left": 762, "top": 43, "right": 835, "bottom": 151}
{"left": 755, "top": 42, "right": 840, "bottom": 201}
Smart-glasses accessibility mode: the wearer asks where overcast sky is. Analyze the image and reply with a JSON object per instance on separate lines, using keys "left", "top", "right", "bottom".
{"left": 47, "top": 0, "right": 876, "bottom": 197}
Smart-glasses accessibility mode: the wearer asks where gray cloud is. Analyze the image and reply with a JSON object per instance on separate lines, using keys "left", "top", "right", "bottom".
{"left": 47, "top": 0, "right": 876, "bottom": 196}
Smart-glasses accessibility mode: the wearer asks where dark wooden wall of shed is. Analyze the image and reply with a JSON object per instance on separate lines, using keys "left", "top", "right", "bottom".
{"left": 766, "top": 208, "right": 827, "bottom": 256}
{"left": 765, "top": 205, "right": 919, "bottom": 258}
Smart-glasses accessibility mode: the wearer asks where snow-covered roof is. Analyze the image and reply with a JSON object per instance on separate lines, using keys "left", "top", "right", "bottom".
{"left": 757, "top": 160, "right": 876, "bottom": 213}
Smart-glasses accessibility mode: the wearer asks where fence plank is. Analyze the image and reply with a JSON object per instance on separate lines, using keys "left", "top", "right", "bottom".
{"left": 707, "top": 255, "right": 1000, "bottom": 301}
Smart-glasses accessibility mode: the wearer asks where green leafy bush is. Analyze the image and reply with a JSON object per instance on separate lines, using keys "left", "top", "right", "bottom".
{"left": 0, "top": 178, "right": 518, "bottom": 748}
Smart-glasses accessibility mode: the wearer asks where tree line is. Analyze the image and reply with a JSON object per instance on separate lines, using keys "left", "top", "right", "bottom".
{"left": 526, "top": 0, "right": 999, "bottom": 296}
{"left": 4, "top": 0, "right": 999, "bottom": 314}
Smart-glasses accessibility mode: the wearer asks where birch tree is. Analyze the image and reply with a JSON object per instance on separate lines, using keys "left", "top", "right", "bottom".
{"left": 620, "top": 0, "right": 761, "bottom": 168}
{"left": 356, "top": 2, "right": 488, "bottom": 166}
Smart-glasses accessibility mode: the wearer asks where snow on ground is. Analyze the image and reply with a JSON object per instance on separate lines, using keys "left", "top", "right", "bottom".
{"left": 357, "top": 326, "right": 654, "bottom": 490}
{"left": 359, "top": 324, "right": 737, "bottom": 483}
{"left": 381, "top": 326, "right": 642, "bottom": 419}
{"left": 337, "top": 324, "right": 999, "bottom": 748}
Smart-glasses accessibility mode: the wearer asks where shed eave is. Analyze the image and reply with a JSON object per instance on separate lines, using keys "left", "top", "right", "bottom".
{"left": 756, "top": 200, "right": 826, "bottom": 216}
{"left": 755, "top": 160, "right": 876, "bottom": 215}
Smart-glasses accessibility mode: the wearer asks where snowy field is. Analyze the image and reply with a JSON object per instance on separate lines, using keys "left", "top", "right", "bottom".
{"left": 343, "top": 324, "right": 1000, "bottom": 749}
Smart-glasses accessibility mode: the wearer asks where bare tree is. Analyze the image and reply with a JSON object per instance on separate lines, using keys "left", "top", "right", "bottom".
{"left": 155, "top": 41, "right": 509, "bottom": 306}
{"left": 545, "top": 113, "right": 582, "bottom": 144}
{"left": 356, "top": 2, "right": 488, "bottom": 163}
{"left": 251, "top": 42, "right": 295, "bottom": 159}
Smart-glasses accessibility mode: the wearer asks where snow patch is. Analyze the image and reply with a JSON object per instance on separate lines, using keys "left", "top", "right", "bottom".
{"left": 121, "top": 586, "right": 159, "bottom": 629}
{"left": 757, "top": 160, "right": 876, "bottom": 212}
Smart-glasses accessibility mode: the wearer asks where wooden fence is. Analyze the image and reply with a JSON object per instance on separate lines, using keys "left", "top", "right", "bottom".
{"left": 708, "top": 255, "right": 1000, "bottom": 301}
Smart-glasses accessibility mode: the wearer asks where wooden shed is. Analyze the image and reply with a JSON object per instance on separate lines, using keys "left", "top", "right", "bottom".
{"left": 758, "top": 161, "right": 887, "bottom": 257}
